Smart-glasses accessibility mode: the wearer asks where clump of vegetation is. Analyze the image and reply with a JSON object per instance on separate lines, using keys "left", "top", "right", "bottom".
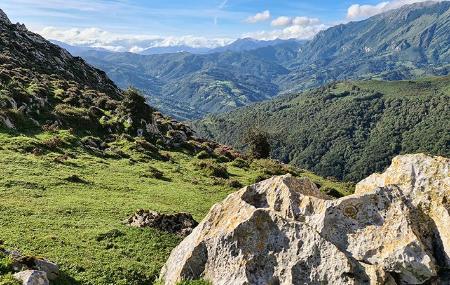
{"left": 228, "top": 179, "right": 243, "bottom": 189}
{"left": 196, "top": 161, "right": 229, "bottom": 179}
{"left": 64, "top": 174, "right": 88, "bottom": 184}
{"left": 142, "top": 166, "right": 167, "bottom": 180}
{"left": 0, "top": 252, "right": 19, "bottom": 285}
{"left": 231, "top": 157, "right": 250, "bottom": 169}
{"left": 196, "top": 150, "right": 212, "bottom": 159}
{"left": 244, "top": 129, "right": 271, "bottom": 159}
{"left": 95, "top": 229, "right": 125, "bottom": 242}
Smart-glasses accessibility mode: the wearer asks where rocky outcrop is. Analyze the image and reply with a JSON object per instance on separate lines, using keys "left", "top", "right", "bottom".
{"left": 160, "top": 154, "right": 449, "bottom": 284}
{"left": 0, "top": 9, "right": 11, "bottom": 25}
{"left": 126, "top": 209, "right": 198, "bottom": 237}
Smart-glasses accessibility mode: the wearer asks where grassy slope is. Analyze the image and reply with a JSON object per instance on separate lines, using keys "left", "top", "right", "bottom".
{"left": 0, "top": 130, "right": 352, "bottom": 285}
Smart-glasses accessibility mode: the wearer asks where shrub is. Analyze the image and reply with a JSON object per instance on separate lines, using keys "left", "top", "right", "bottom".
{"left": 228, "top": 179, "right": 243, "bottom": 189}
{"left": 216, "top": 155, "right": 230, "bottom": 163}
{"left": 253, "top": 159, "right": 287, "bottom": 176}
{"left": 196, "top": 161, "right": 229, "bottom": 179}
{"left": 41, "top": 136, "right": 64, "bottom": 150}
{"left": 320, "top": 186, "right": 344, "bottom": 198}
{"left": 231, "top": 158, "right": 249, "bottom": 168}
{"left": 254, "top": 174, "right": 271, "bottom": 183}
{"left": 196, "top": 150, "right": 211, "bottom": 159}
{"left": 244, "top": 129, "right": 270, "bottom": 159}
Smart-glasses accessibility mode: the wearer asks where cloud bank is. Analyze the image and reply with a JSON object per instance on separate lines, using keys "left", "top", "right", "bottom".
{"left": 39, "top": 27, "right": 233, "bottom": 52}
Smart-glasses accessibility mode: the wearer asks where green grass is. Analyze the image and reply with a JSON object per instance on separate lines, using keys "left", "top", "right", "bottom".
{"left": 0, "top": 131, "right": 352, "bottom": 284}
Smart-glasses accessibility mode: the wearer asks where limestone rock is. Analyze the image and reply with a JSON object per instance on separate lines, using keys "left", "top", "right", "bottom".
{"left": 127, "top": 209, "right": 198, "bottom": 237}
{"left": 160, "top": 154, "right": 449, "bottom": 284}
{"left": 14, "top": 270, "right": 49, "bottom": 285}
{"left": 33, "top": 259, "right": 59, "bottom": 281}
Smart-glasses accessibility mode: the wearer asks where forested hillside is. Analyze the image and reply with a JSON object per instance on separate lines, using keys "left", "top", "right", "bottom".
{"left": 193, "top": 77, "right": 450, "bottom": 181}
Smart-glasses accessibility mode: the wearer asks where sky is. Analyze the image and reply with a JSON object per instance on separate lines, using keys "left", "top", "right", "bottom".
{"left": 1, "top": 0, "right": 442, "bottom": 52}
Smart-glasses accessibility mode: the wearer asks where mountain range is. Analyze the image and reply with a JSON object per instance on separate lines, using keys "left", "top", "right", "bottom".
{"left": 56, "top": 1, "right": 450, "bottom": 120}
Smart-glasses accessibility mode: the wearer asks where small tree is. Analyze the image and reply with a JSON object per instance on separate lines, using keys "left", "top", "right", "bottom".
{"left": 245, "top": 128, "right": 271, "bottom": 159}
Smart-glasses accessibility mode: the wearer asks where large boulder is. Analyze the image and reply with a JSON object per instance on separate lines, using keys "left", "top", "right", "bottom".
{"left": 160, "top": 154, "right": 449, "bottom": 284}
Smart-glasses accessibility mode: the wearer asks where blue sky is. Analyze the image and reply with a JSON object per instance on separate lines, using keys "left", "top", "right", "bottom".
{"left": 1, "top": 0, "right": 436, "bottom": 51}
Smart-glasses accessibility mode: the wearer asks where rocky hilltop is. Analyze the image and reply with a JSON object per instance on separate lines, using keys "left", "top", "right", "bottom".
{"left": 161, "top": 154, "right": 449, "bottom": 284}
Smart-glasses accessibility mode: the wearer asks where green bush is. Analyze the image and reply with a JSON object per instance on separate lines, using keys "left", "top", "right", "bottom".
{"left": 196, "top": 161, "right": 229, "bottom": 179}
{"left": 196, "top": 150, "right": 211, "bottom": 159}
{"left": 231, "top": 157, "right": 249, "bottom": 168}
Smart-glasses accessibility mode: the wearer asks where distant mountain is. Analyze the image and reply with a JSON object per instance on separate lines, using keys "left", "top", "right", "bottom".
{"left": 49, "top": 40, "right": 113, "bottom": 54}
{"left": 51, "top": 38, "right": 300, "bottom": 56}
{"left": 192, "top": 76, "right": 450, "bottom": 181}
{"left": 280, "top": 0, "right": 450, "bottom": 93}
{"left": 210, "top": 38, "right": 304, "bottom": 53}
{"left": 140, "top": 45, "right": 212, "bottom": 55}
{"left": 71, "top": 1, "right": 450, "bottom": 119}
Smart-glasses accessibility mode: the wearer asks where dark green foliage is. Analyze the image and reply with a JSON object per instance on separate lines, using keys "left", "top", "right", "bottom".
{"left": 196, "top": 161, "right": 229, "bottom": 179}
{"left": 196, "top": 150, "right": 211, "bottom": 159}
{"left": 0, "top": 253, "right": 12, "bottom": 275}
{"left": 320, "top": 187, "right": 344, "bottom": 198}
{"left": 231, "top": 157, "right": 249, "bottom": 169}
{"left": 228, "top": 179, "right": 243, "bottom": 189}
{"left": 193, "top": 77, "right": 450, "bottom": 181}
{"left": 245, "top": 129, "right": 271, "bottom": 159}
{"left": 95, "top": 229, "right": 125, "bottom": 242}
{"left": 145, "top": 166, "right": 166, "bottom": 180}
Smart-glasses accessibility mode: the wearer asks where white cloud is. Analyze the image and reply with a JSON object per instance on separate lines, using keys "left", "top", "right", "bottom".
{"left": 38, "top": 27, "right": 233, "bottom": 52}
{"left": 245, "top": 10, "right": 271, "bottom": 23}
{"left": 249, "top": 15, "right": 326, "bottom": 40}
{"left": 347, "top": 0, "right": 442, "bottom": 20}
{"left": 271, "top": 16, "right": 291, "bottom": 27}
{"left": 244, "top": 23, "right": 328, "bottom": 40}
{"left": 271, "top": 16, "right": 322, "bottom": 28}
{"left": 292, "top": 16, "right": 321, "bottom": 26}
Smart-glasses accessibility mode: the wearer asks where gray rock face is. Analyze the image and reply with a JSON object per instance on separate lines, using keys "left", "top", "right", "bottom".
{"left": 13, "top": 270, "right": 49, "bottom": 285}
{"left": 0, "top": 9, "right": 11, "bottom": 25}
{"left": 160, "top": 154, "right": 449, "bottom": 284}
